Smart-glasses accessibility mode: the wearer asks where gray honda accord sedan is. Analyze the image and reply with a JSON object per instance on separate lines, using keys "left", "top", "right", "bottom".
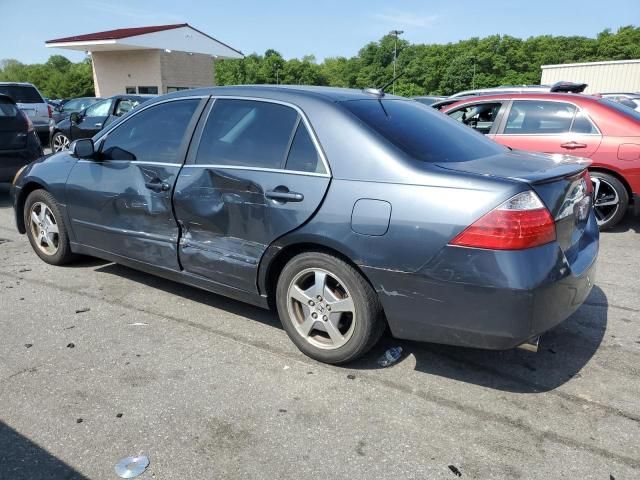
{"left": 11, "top": 86, "right": 598, "bottom": 364}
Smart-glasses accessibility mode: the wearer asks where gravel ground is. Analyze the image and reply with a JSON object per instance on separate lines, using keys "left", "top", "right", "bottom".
{"left": 0, "top": 182, "right": 638, "bottom": 479}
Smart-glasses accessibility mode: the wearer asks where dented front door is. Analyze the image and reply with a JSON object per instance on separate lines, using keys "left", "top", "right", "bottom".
{"left": 64, "top": 98, "right": 204, "bottom": 269}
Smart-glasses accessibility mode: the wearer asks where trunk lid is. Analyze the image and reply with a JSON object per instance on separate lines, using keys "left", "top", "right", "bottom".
{"left": 437, "top": 150, "right": 593, "bottom": 264}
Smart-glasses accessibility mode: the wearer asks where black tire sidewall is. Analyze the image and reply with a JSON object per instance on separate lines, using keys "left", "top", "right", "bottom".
{"left": 276, "top": 252, "right": 384, "bottom": 364}
{"left": 591, "top": 171, "right": 628, "bottom": 230}
{"left": 23, "top": 190, "right": 74, "bottom": 265}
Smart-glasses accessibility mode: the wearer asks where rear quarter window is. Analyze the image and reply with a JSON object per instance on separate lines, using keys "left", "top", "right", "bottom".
{"left": 342, "top": 99, "right": 505, "bottom": 163}
{"left": 0, "top": 85, "right": 44, "bottom": 104}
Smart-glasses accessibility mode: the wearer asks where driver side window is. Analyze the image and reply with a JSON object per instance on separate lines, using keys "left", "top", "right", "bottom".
{"left": 448, "top": 103, "right": 502, "bottom": 134}
{"left": 101, "top": 99, "right": 199, "bottom": 163}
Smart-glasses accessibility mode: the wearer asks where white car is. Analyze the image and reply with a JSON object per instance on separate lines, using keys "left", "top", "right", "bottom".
{"left": 0, "top": 82, "right": 51, "bottom": 145}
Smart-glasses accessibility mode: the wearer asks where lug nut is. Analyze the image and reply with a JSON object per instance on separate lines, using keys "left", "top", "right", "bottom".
{"left": 326, "top": 306, "right": 331, "bottom": 311}
{"left": 311, "top": 312, "right": 318, "bottom": 319}
{"left": 323, "top": 315, "right": 328, "bottom": 321}
{"left": 316, "top": 295, "right": 322, "bottom": 301}
{"left": 308, "top": 300, "right": 315, "bottom": 306}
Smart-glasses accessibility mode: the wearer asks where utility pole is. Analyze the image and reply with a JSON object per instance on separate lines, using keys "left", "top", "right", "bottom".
{"left": 389, "top": 30, "right": 404, "bottom": 94}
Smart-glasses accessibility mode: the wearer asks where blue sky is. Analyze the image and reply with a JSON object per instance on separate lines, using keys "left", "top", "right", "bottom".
{"left": 1, "top": 0, "right": 639, "bottom": 63}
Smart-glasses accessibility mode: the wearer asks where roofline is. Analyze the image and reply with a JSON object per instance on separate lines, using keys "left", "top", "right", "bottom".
{"left": 541, "top": 59, "right": 640, "bottom": 69}
{"left": 44, "top": 23, "right": 243, "bottom": 57}
{"left": 445, "top": 92, "right": 602, "bottom": 105}
{"left": 45, "top": 23, "right": 187, "bottom": 44}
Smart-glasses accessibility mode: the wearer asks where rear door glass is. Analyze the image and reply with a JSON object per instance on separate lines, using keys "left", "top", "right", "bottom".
{"left": 505, "top": 101, "right": 576, "bottom": 134}
{"left": 0, "top": 86, "right": 43, "bottom": 103}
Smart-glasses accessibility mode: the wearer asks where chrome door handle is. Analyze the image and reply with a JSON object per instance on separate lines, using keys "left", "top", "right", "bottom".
{"left": 145, "top": 181, "right": 170, "bottom": 192}
{"left": 561, "top": 141, "right": 587, "bottom": 149}
{"left": 265, "top": 189, "right": 304, "bottom": 202}
{"left": 94, "top": 123, "right": 102, "bottom": 128}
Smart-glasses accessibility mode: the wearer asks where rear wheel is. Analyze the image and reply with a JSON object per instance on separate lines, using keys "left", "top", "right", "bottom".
{"left": 24, "top": 190, "right": 75, "bottom": 265}
{"left": 276, "top": 252, "right": 385, "bottom": 364}
{"left": 590, "top": 171, "right": 628, "bottom": 230}
{"left": 51, "top": 132, "right": 70, "bottom": 152}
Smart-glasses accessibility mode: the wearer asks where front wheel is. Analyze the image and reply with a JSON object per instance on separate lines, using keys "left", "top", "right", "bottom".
{"left": 276, "top": 252, "right": 385, "bottom": 364}
{"left": 590, "top": 171, "right": 628, "bottom": 230}
{"left": 24, "top": 189, "right": 75, "bottom": 265}
{"left": 51, "top": 132, "right": 70, "bottom": 152}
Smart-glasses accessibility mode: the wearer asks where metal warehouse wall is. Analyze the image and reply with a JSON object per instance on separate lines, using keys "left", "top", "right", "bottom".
{"left": 541, "top": 60, "right": 640, "bottom": 93}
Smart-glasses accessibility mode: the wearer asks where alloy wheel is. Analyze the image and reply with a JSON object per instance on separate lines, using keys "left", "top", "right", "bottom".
{"left": 287, "top": 268, "right": 356, "bottom": 350}
{"left": 591, "top": 177, "right": 620, "bottom": 227}
{"left": 52, "top": 134, "right": 70, "bottom": 152}
{"left": 28, "top": 202, "right": 60, "bottom": 256}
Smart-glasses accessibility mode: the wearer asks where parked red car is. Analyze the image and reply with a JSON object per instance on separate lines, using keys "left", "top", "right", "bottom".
{"left": 442, "top": 93, "right": 640, "bottom": 229}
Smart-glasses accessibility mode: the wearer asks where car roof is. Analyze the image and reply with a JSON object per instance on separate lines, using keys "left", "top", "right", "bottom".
{"left": 161, "top": 85, "right": 407, "bottom": 103}
{"left": 446, "top": 92, "right": 602, "bottom": 106}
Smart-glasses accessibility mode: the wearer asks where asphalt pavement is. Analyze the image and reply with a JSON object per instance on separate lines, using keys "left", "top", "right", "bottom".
{"left": 0, "top": 182, "right": 638, "bottom": 479}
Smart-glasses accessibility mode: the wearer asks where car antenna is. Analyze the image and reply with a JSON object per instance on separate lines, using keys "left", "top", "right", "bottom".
{"left": 363, "top": 71, "right": 406, "bottom": 97}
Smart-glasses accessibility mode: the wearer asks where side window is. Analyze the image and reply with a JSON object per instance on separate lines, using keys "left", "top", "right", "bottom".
{"left": 101, "top": 99, "right": 199, "bottom": 163}
{"left": 196, "top": 99, "right": 298, "bottom": 169}
{"left": 114, "top": 99, "right": 141, "bottom": 117}
{"left": 505, "top": 101, "right": 576, "bottom": 134}
{"left": 85, "top": 99, "right": 113, "bottom": 117}
{"left": 448, "top": 103, "right": 502, "bottom": 134}
{"left": 285, "top": 122, "right": 325, "bottom": 173}
{"left": 571, "top": 110, "right": 599, "bottom": 134}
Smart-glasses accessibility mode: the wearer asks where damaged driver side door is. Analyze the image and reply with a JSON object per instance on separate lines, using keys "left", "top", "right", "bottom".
{"left": 65, "top": 97, "right": 206, "bottom": 269}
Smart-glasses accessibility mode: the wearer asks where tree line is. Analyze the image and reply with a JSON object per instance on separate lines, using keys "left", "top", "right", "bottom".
{"left": 1, "top": 26, "right": 638, "bottom": 99}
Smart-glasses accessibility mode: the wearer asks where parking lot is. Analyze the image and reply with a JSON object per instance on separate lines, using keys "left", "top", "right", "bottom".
{"left": 0, "top": 181, "right": 638, "bottom": 479}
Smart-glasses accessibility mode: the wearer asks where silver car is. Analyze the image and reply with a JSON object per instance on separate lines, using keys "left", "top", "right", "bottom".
{"left": 0, "top": 82, "right": 51, "bottom": 145}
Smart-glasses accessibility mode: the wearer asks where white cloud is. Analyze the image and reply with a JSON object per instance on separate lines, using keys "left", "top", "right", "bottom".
{"left": 372, "top": 11, "right": 439, "bottom": 29}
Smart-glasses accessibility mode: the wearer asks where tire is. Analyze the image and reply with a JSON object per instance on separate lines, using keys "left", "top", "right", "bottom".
{"left": 590, "top": 171, "right": 628, "bottom": 230}
{"left": 23, "top": 189, "right": 75, "bottom": 265}
{"left": 276, "top": 251, "right": 385, "bottom": 364}
{"left": 51, "top": 131, "right": 70, "bottom": 152}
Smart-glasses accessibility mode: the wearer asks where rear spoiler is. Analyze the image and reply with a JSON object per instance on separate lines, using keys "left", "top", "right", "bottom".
{"left": 550, "top": 81, "right": 588, "bottom": 94}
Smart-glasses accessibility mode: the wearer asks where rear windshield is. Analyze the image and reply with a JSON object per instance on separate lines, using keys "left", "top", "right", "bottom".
{"left": 600, "top": 98, "right": 640, "bottom": 122}
{"left": 342, "top": 99, "right": 505, "bottom": 163}
{"left": 0, "top": 85, "right": 43, "bottom": 104}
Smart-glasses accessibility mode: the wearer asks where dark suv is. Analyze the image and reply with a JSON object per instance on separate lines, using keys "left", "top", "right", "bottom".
{"left": 0, "top": 94, "right": 43, "bottom": 183}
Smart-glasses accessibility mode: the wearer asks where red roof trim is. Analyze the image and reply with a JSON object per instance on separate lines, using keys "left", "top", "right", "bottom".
{"left": 45, "top": 23, "right": 188, "bottom": 44}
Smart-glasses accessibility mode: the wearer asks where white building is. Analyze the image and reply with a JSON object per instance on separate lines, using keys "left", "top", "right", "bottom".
{"left": 541, "top": 59, "right": 640, "bottom": 94}
{"left": 46, "top": 23, "right": 244, "bottom": 97}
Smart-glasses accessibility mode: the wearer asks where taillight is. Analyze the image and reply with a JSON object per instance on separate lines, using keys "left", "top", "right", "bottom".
{"left": 20, "top": 110, "right": 34, "bottom": 132}
{"left": 47, "top": 104, "right": 53, "bottom": 118}
{"left": 582, "top": 170, "right": 593, "bottom": 195}
{"left": 450, "top": 191, "right": 556, "bottom": 250}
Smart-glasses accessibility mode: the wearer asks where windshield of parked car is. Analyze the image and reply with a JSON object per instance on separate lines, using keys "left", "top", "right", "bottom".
{"left": 0, "top": 85, "right": 43, "bottom": 104}
{"left": 600, "top": 98, "right": 640, "bottom": 122}
{"left": 342, "top": 99, "right": 506, "bottom": 163}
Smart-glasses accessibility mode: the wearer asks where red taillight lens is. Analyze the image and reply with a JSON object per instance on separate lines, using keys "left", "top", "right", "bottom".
{"left": 583, "top": 170, "right": 593, "bottom": 195}
{"left": 20, "top": 110, "right": 34, "bottom": 132}
{"left": 450, "top": 191, "right": 556, "bottom": 250}
{"left": 47, "top": 104, "right": 53, "bottom": 118}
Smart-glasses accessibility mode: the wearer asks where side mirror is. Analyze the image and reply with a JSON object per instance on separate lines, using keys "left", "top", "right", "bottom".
{"left": 70, "top": 112, "right": 80, "bottom": 123}
{"left": 71, "top": 139, "right": 95, "bottom": 159}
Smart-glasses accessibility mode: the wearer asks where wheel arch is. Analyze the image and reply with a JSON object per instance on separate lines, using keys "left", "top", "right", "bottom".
{"left": 589, "top": 167, "right": 632, "bottom": 202}
{"left": 15, "top": 181, "right": 48, "bottom": 234}
{"left": 260, "top": 240, "right": 380, "bottom": 311}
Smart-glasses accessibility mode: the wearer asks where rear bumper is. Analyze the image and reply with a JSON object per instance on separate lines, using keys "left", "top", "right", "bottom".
{"left": 363, "top": 215, "right": 599, "bottom": 350}
{"left": 0, "top": 139, "right": 42, "bottom": 183}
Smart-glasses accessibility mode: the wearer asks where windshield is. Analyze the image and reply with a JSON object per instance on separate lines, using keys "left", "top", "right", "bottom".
{"left": 0, "top": 85, "right": 43, "bottom": 104}
{"left": 600, "top": 98, "right": 640, "bottom": 122}
{"left": 342, "top": 99, "right": 505, "bottom": 163}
